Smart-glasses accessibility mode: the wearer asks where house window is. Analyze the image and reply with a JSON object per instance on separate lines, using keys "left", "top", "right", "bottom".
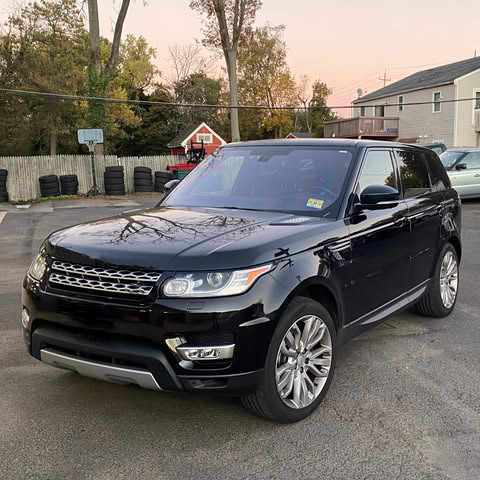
{"left": 432, "top": 92, "right": 441, "bottom": 113}
{"left": 360, "top": 106, "right": 366, "bottom": 116}
{"left": 475, "top": 91, "right": 480, "bottom": 110}
{"left": 197, "top": 133, "right": 213, "bottom": 144}
{"left": 374, "top": 105, "right": 385, "bottom": 117}
{"left": 398, "top": 95, "right": 404, "bottom": 112}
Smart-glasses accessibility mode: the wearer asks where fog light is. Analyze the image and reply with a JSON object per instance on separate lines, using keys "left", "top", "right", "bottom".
{"left": 176, "top": 344, "right": 235, "bottom": 361}
{"left": 21, "top": 307, "right": 30, "bottom": 329}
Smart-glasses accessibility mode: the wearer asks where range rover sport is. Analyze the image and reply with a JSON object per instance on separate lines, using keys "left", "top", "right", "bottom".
{"left": 22, "top": 139, "right": 461, "bottom": 423}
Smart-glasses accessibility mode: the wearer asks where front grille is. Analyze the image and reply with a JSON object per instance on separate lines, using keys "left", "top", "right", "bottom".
{"left": 49, "top": 260, "right": 161, "bottom": 297}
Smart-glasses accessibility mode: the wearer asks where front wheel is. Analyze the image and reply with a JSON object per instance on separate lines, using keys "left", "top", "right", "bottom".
{"left": 414, "top": 243, "right": 459, "bottom": 318}
{"left": 241, "top": 297, "right": 336, "bottom": 423}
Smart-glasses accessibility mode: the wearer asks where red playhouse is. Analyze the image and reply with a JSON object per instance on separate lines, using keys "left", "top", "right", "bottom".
{"left": 167, "top": 122, "right": 226, "bottom": 157}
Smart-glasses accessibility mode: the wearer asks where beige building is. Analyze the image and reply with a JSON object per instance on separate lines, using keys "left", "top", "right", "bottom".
{"left": 325, "top": 57, "right": 480, "bottom": 147}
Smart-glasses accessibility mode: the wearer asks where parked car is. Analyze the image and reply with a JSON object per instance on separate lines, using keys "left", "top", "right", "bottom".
{"left": 439, "top": 148, "right": 480, "bottom": 198}
{"left": 22, "top": 140, "right": 461, "bottom": 423}
{"left": 423, "top": 142, "right": 447, "bottom": 155}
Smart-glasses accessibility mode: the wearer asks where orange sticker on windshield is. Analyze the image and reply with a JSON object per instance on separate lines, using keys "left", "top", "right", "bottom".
{"left": 306, "top": 198, "right": 324, "bottom": 209}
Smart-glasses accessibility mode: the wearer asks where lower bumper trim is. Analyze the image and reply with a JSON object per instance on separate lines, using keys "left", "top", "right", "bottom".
{"left": 40, "top": 348, "right": 162, "bottom": 391}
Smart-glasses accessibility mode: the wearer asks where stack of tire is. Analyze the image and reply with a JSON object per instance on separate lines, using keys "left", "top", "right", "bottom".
{"left": 59, "top": 175, "right": 79, "bottom": 196}
{"left": 154, "top": 171, "right": 173, "bottom": 193}
{"left": 134, "top": 167, "right": 153, "bottom": 193}
{"left": 104, "top": 166, "right": 125, "bottom": 196}
{"left": 0, "top": 169, "right": 7, "bottom": 202}
{"left": 39, "top": 175, "right": 60, "bottom": 198}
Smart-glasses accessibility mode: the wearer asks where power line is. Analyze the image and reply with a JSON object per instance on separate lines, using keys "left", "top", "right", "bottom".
{"left": 0, "top": 87, "right": 479, "bottom": 110}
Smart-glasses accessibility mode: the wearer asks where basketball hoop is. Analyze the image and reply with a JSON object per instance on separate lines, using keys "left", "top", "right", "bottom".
{"left": 87, "top": 140, "right": 96, "bottom": 153}
{"left": 77, "top": 129, "right": 104, "bottom": 196}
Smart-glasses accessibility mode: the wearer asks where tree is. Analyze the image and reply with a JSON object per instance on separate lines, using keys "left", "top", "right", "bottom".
{"left": 87, "top": 0, "right": 131, "bottom": 132}
{"left": 237, "top": 25, "right": 298, "bottom": 138}
{"left": 114, "top": 86, "right": 179, "bottom": 155}
{"left": 0, "top": 0, "right": 88, "bottom": 155}
{"left": 167, "top": 43, "right": 215, "bottom": 99}
{"left": 189, "top": 0, "right": 262, "bottom": 142}
{"left": 310, "top": 80, "right": 336, "bottom": 137}
{"left": 175, "top": 72, "right": 224, "bottom": 128}
{"left": 297, "top": 75, "right": 312, "bottom": 132}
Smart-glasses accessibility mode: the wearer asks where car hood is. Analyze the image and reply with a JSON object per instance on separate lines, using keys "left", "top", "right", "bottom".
{"left": 47, "top": 207, "right": 337, "bottom": 270}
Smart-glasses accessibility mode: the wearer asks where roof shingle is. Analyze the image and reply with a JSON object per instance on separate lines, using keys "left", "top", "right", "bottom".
{"left": 167, "top": 124, "right": 201, "bottom": 148}
{"left": 353, "top": 57, "right": 480, "bottom": 103}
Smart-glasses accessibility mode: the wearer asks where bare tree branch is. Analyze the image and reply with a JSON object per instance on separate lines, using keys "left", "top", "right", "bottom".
{"left": 105, "top": 0, "right": 130, "bottom": 75}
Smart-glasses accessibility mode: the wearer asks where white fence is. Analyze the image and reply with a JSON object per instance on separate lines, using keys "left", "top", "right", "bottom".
{"left": 0, "top": 155, "right": 178, "bottom": 202}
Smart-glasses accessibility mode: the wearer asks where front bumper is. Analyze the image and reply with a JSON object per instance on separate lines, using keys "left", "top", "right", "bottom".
{"left": 22, "top": 272, "right": 288, "bottom": 394}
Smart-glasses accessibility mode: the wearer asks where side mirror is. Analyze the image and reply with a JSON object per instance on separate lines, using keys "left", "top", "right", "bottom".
{"left": 355, "top": 185, "right": 400, "bottom": 211}
{"left": 456, "top": 162, "right": 467, "bottom": 170}
{"left": 155, "top": 179, "right": 180, "bottom": 207}
{"left": 164, "top": 179, "right": 180, "bottom": 193}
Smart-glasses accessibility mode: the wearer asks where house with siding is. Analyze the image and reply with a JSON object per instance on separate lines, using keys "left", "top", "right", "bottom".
{"left": 324, "top": 57, "right": 480, "bottom": 147}
{"left": 167, "top": 122, "right": 226, "bottom": 157}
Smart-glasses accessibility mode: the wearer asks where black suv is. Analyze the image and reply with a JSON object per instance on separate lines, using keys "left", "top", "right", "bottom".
{"left": 22, "top": 140, "right": 461, "bottom": 423}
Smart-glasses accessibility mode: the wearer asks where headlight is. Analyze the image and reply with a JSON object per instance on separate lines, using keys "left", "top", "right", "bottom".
{"left": 162, "top": 264, "right": 272, "bottom": 298}
{"left": 28, "top": 251, "right": 47, "bottom": 281}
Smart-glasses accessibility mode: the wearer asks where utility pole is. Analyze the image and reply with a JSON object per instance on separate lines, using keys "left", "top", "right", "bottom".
{"left": 379, "top": 69, "right": 391, "bottom": 88}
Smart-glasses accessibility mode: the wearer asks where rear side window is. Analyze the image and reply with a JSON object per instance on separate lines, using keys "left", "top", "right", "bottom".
{"left": 395, "top": 150, "right": 431, "bottom": 199}
{"left": 425, "top": 151, "right": 449, "bottom": 191}
{"left": 357, "top": 150, "right": 397, "bottom": 193}
{"left": 461, "top": 151, "right": 480, "bottom": 169}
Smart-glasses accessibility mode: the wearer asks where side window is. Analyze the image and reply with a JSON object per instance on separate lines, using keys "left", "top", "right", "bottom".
{"left": 461, "top": 151, "right": 480, "bottom": 169}
{"left": 425, "top": 152, "right": 448, "bottom": 192}
{"left": 357, "top": 150, "right": 397, "bottom": 194}
{"left": 396, "top": 150, "right": 431, "bottom": 199}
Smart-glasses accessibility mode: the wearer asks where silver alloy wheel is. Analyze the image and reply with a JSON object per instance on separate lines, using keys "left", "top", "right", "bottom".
{"left": 275, "top": 315, "right": 332, "bottom": 409}
{"left": 440, "top": 250, "right": 458, "bottom": 309}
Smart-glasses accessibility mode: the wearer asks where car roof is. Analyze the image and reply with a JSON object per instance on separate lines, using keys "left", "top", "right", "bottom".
{"left": 222, "top": 139, "right": 427, "bottom": 149}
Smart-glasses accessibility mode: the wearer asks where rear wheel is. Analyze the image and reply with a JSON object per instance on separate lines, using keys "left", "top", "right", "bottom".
{"left": 241, "top": 297, "right": 336, "bottom": 423}
{"left": 414, "top": 243, "right": 459, "bottom": 317}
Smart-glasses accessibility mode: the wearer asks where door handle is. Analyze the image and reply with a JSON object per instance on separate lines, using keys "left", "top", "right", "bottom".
{"left": 474, "top": 174, "right": 480, "bottom": 177}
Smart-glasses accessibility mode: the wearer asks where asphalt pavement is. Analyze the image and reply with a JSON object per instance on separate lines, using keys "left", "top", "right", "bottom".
{"left": 0, "top": 197, "right": 479, "bottom": 480}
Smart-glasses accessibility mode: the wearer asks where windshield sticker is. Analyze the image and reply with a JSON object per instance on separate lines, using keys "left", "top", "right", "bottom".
{"left": 306, "top": 198, "right": 324, "bottom": 209}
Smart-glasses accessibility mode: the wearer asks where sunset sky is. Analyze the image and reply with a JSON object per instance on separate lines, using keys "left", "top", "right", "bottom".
{"left": 4, "top": 0, "right": 480, "bottom": 114}
{"left": 95, "top": 0, "right": 479, "bottom": 114}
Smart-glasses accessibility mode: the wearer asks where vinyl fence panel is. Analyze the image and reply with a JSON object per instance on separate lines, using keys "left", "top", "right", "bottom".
{"left": 0, "top": 155, "right": 178, "bottom": 202}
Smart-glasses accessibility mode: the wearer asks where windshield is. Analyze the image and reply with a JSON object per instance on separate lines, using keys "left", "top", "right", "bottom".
{"left": 440, "top": 151, "right": 464, "bottom": 169}
{"left": 163, "top": 146, "right": 354, "bottom": 217}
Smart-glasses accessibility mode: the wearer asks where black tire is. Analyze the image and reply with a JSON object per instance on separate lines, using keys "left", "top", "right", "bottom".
{"left": 0, "top": 193, "right": 8, "bottom": 202}
{"left": 155, "top": 171, "right": 173, "bottom": 180}
{"left": 134, "top": 172, "right": 152, "bottom": 180}
{"left": 60, "top": 175, "right": 78, "bottom": 182}
{"left": 104, "top": 171, "right": 124, "bottom": 179}
{"left": 134, "top": 166, "right": 152, "bottom": 174}
{"left": 105, "top": 188, "right": 125, "bottom": 196}
{"left": 104, "top": 178, "right": 125, "bottom": 186}
{"left": 135, "top": 185, "right": 154, "bottom": 192}
{"left": 134, "top": 179, "right": 153, "bottom": 187}
{"left": 0, "top": 169, "right": 7, "bottom": 177}
{"left": 241, "top": 297, "right": 336, "bottom": 423}
{"left": 60, "top": 183, "right": 78, "bottom": 190}
{"left": 105, "top": 166, "right": 124, "bottom": 173}
{"left": 154, "top": 185, "right": 165, "bottom": 193}
{"left": 414, "top": 243, "right": 459, "bottom": 318}
{"left": 60, "top": 185, "right": 78, "bottom": 195}
{"left": 39, "top": 175, "right": 58, "bottom": 183}
{"left": 0, "top": 185, "right": 7, "bottom": 193}
{"left": 41, "top": 191, "right": 60, "bottom": 198}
